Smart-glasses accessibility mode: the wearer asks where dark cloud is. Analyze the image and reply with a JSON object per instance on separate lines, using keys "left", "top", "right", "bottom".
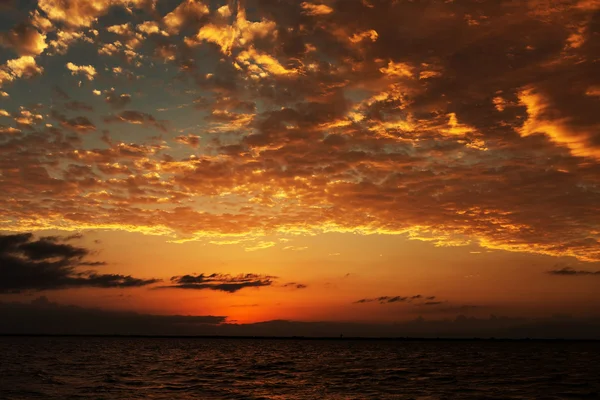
{"left": 52, "top": 86, "right": 70, "bottom": 100}
{"left": 354, "top": 295, "right": 436, "bottom": 304}
{"left": 104, "top": 110, "right": 167, "bottom": 131}
{"left": 0, "top": 233, "right": 160, "bottom": 293}
{"left": 282, "top": 282, "right": 308, "bottom": 289}
{"left": 175, "top": 134, "right": 200, "bottom": 148}
{"left": 161, "top": 273, "right": 276, "bottom": 293}
{"left": 51, "top": 111, "right": 96, "bottom": 133}
{"left": 64, "top": 100, "right": 93, "bottom": 112}
{"left": 104, "top": 90, "right": 132, "bottom": 109}
{"left": 547, "top": 266, "right": 600, "bottom": 276}
{"left": 42, "top": 233, "right": 83, "bottom": 242}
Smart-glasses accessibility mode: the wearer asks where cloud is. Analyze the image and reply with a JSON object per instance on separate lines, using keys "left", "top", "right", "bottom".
{"left": 51, "top": 111, "right": 96, "bottom": 133}
{"left": 1, "top": 0, "right": 600, "bottom": 265}
{"left": 282, "top": 282, "right": 308, "bottom": 289}
{"left": 547, "top": 266, "right": 600, "bottom": 276}
{"left": 0, "top": 233, "right": 160, "bottom": 293}
{"left": 66, "top": 62, "right": 97, "bottom": 81}
{"left": 161, "top": 273, "right": 276, "bottom": 293}
{"left": 37, "top": 0, "right": 153, "bottom": 28}
{"left": 0, "top": 125, "right": 21, "bottom": 135}
{"left": 104, "top": 89, "right": 132, "bottom": 109}
{"left": 0, "top": 23, "right": 47, "bottom": 56}
{"left": 175, "top": 134, "right": 200, "bottom": 148}
{"left": 301, "top": 2, "right": 334, "bottom": 16}
{"left": 4, "top": 56, "right": 43, "bottom": 79}
{"left": 188, "top": 5, "right": 277, "bottom": 55}
{"left": 64, "top": 100, "right": 94, "bottom": 112}
{"left": 163, "top": 0, "right": 209, "bottom": 34}
{"left": 354, "top": 295, "right": 436, "bottom": 304}
{"left": 48, "top": 30, "right": 93, "bottom": 55}
{"left": 104, "top": 110, "right": 166, "bottom": 131}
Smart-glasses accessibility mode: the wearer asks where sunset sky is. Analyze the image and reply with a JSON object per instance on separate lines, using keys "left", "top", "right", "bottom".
{"left": 1, "top": 0, "right": 600, "bottom": 336}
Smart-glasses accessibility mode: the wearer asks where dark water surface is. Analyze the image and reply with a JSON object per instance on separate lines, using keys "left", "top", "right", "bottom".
{"left": 1, "top": 337, "right": 599, "bottom": 399}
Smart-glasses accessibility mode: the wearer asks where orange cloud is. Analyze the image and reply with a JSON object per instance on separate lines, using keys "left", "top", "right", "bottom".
{"left": 66, "top": 62, "right": 97, "bottom": 81}
{"left": 518, "top": 87, "right": 600, "bottom": 159}
{"left": 0, "top": 23, "right": 47, "bottom": 56}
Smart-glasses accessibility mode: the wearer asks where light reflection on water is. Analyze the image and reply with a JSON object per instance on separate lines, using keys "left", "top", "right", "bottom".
{"left": 1, "top": 337, "right": 599, "bottom": 399}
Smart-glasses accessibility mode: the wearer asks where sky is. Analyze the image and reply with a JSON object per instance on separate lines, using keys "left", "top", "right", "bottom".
{"left": 1, "top": 0, "right": 600, "bottom": 338}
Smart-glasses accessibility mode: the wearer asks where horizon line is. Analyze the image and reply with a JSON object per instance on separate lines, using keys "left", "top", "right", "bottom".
{"left": 1, "top": 334, "right": 599, "bottom": 342}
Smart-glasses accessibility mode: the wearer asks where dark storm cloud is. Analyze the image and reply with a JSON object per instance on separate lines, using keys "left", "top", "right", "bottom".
{"left": 0, "top": 233, "right": 160, "bottom": 293}
{"left": 162, "top": 273, "right": 276, "bottom": 293}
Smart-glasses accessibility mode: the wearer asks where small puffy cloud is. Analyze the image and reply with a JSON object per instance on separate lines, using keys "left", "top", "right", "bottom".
{"left": 48, "top": 30, "right": 91, "bottom": 55}
{"left": 301, "top": 2, "right": 334, "bottom": 16}
{"left": 0, "top": 23, "right": 47, "bottom": 56}
{"left": 5, "top": 56, "right": 44, "bottom": 79}
{"left": 107, "top": 22, "right": 132, "bottom": 36}
{"left": 66, "top": 62, "right": 97, "bottom": 81}
{"left": 104, "top": 89, "right": 132, "bottom": 109}
{"left": 0, "top": 125, "right": 21, "bottom": 135}
{"left": 175, "top": 134, "right": 200, "bottom": 148}
{"left": 163, "top": 0, "right": 209, "bottom": 34}
{"left": 137, "top": 21, "right": 167, "bottom": 36}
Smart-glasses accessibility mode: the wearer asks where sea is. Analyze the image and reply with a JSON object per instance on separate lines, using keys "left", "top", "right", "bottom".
{"left": 1, "top": 337, "right": 599, "bottom": 399}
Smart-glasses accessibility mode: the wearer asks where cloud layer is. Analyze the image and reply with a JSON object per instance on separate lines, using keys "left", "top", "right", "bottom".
{"left": 0, "top": 0, "right": 599, "bottom": 263}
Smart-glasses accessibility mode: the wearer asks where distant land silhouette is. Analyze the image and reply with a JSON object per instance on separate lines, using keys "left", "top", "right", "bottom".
{"left": 2, "top": 297, "right": 600, "bottom": 339}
